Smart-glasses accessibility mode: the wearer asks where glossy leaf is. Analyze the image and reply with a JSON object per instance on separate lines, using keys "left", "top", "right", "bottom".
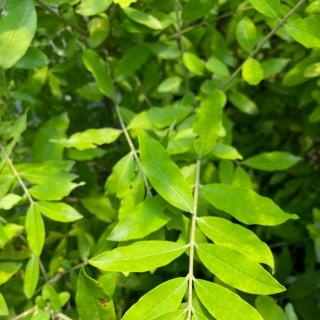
{"left": 193, "top": 90, "right": 226, "bottom": 156}
{"left": 15, "top": 48, "right": 49, "bottom": 69}
{"left": 195, "top": 279, "right": 263, "bottom": 320}
{"left": 197, "top": 244, "right": 285, "bottom": 294}
{"left": 212, "top": 143, "right": 243, "bottom": 160}
{"left": 248, "top": 0, "right": 280, "bottom": 18}
{"left": 183, "top": 52, "right": 205, "bottom": 76}
{"left": 243, "top": 151, "right": 302, "bottom": 171}
{"left": 54, "top": 128, "right": 122, "bottom": 150}
{"left": 76, "top": 268, "right": 115, "bottom": 320}
{"left": 0, "top": 194, "right": 21, "bottom": 210}
{"left": 23, "top": 256, "right": 39, "bottom": 298}
{"left": 229, "top": 91, "right": 258, "bottom": 115}
{"left": 0, "top": 0, "right": 37, "bottom": 68}
{"left": 139, "top": 131, "right": 193, "bottom": 212}
{"left": 201, "top": 184, "right": 298, "bottom": 225}
{"left": 89, "top": 241, "right": 187, "bottom": 272}
{"left": 122, "top": 278, "right": 187, "bottom": 320}
{"left": 36, "top": 201, "right": 83, "bottom": 223}
{"left": 108, "top": 196, "right": 170, "bottom": 241}
{"left": 0, "top": 292, "right": 8, "bottom": 317}
{"left": 76, "top": 0, "right": 112, "bottom": 16}
{"left": 82, "top": 49, "right": 115, "bottom": 99}
{"left": 236, "top": 17, "right": 257, "bottom": 52}
{"left": 242, "top": 58, "right": 264, "bottom": 85}
{"left": 205, "top": 57, "right": 230, "bottom": 78}
{"left": 151, "top": 310, "right": 187, "bottom": 320}
{"left": 158, "top": 77, "right": 182, "bottom": 93}
{"left": 0, "top": 262, "right": 22, "bottom": 285}
{"left": 197, "top": 216, "right": 274, "bottom": 268}
{"left": 25, "top": 205, "right": 45, "bottom": 256}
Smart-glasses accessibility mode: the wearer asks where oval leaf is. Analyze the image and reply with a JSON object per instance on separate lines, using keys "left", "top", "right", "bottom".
{"left": 139, "top": 131, "right": 193, "bottom": 212}
{"left": 23, "top": 256, "right": 39, "bottom": 298}
{"left": 76, "top": 0, "right": 112, "bottom": 16}
{"left": 242, "top": 58, "right": 264, "bottom": 85}
{"left": 195, "top": 279, "right": 263, "bottom": 320}
{"left": 122, "top": 278, "right": 187, "bottom": 320}
{"left": 201, "top": 184, "right": 298, "bottom": 225}
{"left": 248, "top": 0, "right": 280, "bottom": 18}
{"left": 197, "top": 244, "right": 285, "bottom": 294}
{"left": 89, "top": 241, "right": 187, "bottom": 272}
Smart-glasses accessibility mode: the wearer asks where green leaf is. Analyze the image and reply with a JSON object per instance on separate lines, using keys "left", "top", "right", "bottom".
{"left": 0, "top": 262, "right": 22, "bottom": 285}
{"left": 205, "top": 57, "right": 230, "bottom": 78}
{"left": 89, "top": 241, "right": 187, "bottom": 272}
{"left": 25, "top": 205, "right": 45, "bottom": 256}
{"left": 113, "top": 0, "right": 137, "bottom": 9}
{"left": 82, "top": 195, "right": 115, "bottom": 222}
{"left": 201, "top": 184, "right": 298, "bottom": 225}
{"left": 108, "top": 196, "right": 170, "bottom": 241}
{"left": 151, "top": 311, "right": 187, "bottom": 320}
{"left": 0, "top": 292, "right": 9, "bottom": 317}
{"left": 255, "top": 296, "right": 288, "bottom": 320}
{"left": 248, "top": 0, "right": 280, "bottom": 18}
{"left": 23, "top": 256, "right": 39, "bottom": 298}
{"left": 29, "top": 180, "right": 84, "bottom": 201}
{"left": 195, "top": 279, "right": 263, "bottom": 320}
{"left": 76, "top": 268, "right": 115, "bottom": 320}
{"left": 0, "top": 194, "right": 21, "bottom": 210}
{"left": 32, "top": 113, "right": 69, "bottom": 162}
{"left": 139, "top": 131, "right": 193, "bottom": 212}
{"left": 212, "top": 143, "right": 243, "bottom": 160}
{"left": 183, "top": 52, "right": 205, "bottom": 76}
{"left": 89, "top": 16, "right": 110, "bottom": 48}
{"left": 309, "top": 106, "right": 320, "bottom": 123}
{"left": 76, "top": 0, "right": 112, "bottom": 16}
{"left": 242, "top": 58, "right": 264, "bottom": 85}
{"left": 193, "top": 90, "right": 226, "bottom": 156}
{"left": 123, "top": 8, "right": 173, "bottom": 30}
{"left": 243, "top": 151, "right": 302, "bottom": 171}
{"left": 228, "top": 91, "right": 258, "bottom": 115}
{"left": 30, "top": 310, "right": 50, "bottom": 320}
{"left": 197, "top": 216, "right": 274, "bottom": 268}
{"left": 42, "top": 284, "right": 61, "bottom": 312}
{"left": 285, "top": 17, "right": 320, "bottom": 49}
{"left": 36, "top": 201, "right": 83, "bottom": 223}
{"left": 158, "top": 77, "right": 182, "bottom": 93}
{"left": 236, "top": 17, "right": 257, "bottom": 52}
{"left": 122, "top": 278, "right": 187, "bottom": 320}
{"left": 105, "top": 152, "right": 135, "bottom": 197}
{"left": 262, "top": 58, "right": 290, "bottom": 78}
{"left": 0, "top": 0, "right": 37, "bottom": 68}
{"left": 54, "top": 128, "right": 122, "bottom": 150}
{"left": 15, "top": 47, "right": 49, "bottom": 69}
{"left": 197, "top": 244, "right": 285, "bottom": 294}
{"left": 82, "top": 49, "right": 115, "bottom": 99}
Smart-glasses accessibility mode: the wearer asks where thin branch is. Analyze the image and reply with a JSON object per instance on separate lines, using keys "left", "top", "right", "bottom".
{"left": 135, "top": 76, "right": 152, "bottom": 107}
{"left": 0, "top": 143, "right": 34, "bottom": 206}
{"left": 187, "top": 159, "right": 201, "bottom": 320}
{"left": 1, "top": 69, "right": 10, "bottom": 105}
{"left": 36, "top": 0, "right": 88, "bottom": 37}
{"left": 221, "top": 0, "right": 307, "bottom": 90}
{"left": 55, "top": 313, "right": 73, "bottom": 320}
{"left": 114, "top": 103, "right": 152, "bottom": 196}
{"left": 12, "top": 307, "right": 37, "bottom": 320}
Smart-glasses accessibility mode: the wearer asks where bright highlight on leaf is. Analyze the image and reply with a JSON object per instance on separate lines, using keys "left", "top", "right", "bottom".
{"left": 242, "top": 58, "right": 264, "bottom": 85}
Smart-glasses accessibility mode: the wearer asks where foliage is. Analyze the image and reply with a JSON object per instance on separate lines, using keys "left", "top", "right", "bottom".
{"left": 0, "top": 0, "right": 320, "bottom": 319}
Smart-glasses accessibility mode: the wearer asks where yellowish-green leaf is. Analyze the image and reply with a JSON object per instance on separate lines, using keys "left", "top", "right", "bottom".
{"left": 205, "top": 57, "right": 230, "bottom": 78}
{"left": 76, "top": 268, "right": 115, "bottom": 320}
{"left": 201, "top": 184, "right": 298, "bottom": 225}
{"left": 195, "top": 279, "right": 263, "bottom": 320}
{"left": 54, "top": 128, "right": 122, "bottom": 150}
{"left": 285, "top": 17, "right": 320, "bottom": 49}
{"left": 25, "top": 205, "right": 45, "bottom": 256}
{"left": 23, "top": 256, "right": 39, "bottom": 298}
{"left": 89, "top": 241, "right": 187, "bottom": 272}
{"left": 0, "top": 292, "right": 8, "bottom": 317}
{"left": 229, "top": 91, "right": 258, "bottom": 115}
{"left": 139, "top": 131, "right": 193, "bottom": 212}
{"left": 197, "top": 244, "right": 285, "bottom": 294}
{"left": 183, "top": 52, "right": 204, "bottom": 76}
{"left": 89, "top": 16, "right": 110, "bottom": 48}
{"left": 36, "top": 201, "right": 83, "bottom": 223}
{"left": 76, "top": 0, "right": 112, "bottom": 16}
{"left": 113, "top": 0, "right": 137, "bottom": 8}
{"left": 236, "top": 17, "right": 257, "bottom": 52}
{"left": 151, "top": 310, "right": 187, "bottom": 320}
{"left": 122, "top": 278, "right": 187, "bottom": 320}
{"left": 0, "top": 262, "right": 22, "bottom": 285}
{"left": 212, "top": 143, "right": 243, "bottom": 160}
{"left": 82, "top": 195, "right": 116, "bottom": 222}
{"left": 242, "top": 58, "right": 264, "bottom": 85}
{"left": 108, "top": 196, "right": 170, "bottom": 241}
{"left": 158, "top": 77, "right": 182, "bottom": 93}
{"left": 248, "top": 0, "right": 280, "bottom": 18}
{"left": 193, "top": 90, "right": 226, "bottom": 156}
{"left": 0, "top": 0, "right": 37, "bottom": 69}
{"left": 0, "top": 194, "right": 21, "bottom": 210}
{"left": 197, "top": 216, "right": 274, "bottom": 268}
{"left": 255, "top": 296, "right": 288, "bottom": 320}
{"left": 82, "top": 49, "right": 115, "bottom": 99}
{"left": 243, "top": 151, "right": 302, "bottom": 171}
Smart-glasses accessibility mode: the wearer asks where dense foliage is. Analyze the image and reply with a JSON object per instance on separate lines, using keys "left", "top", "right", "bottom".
{"left": 0, "top": 0, "right": 320, "bottom": 319}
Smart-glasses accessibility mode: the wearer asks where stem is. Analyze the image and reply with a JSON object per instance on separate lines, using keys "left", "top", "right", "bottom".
{"left": 187, "top": 159, "right": 201, "bottom": 320}
{"left": 36, "top": 0, "right": 88, "bottom": 37}
{"left": 221, "top": 0, "right": 307, "bottom": 90}
{"left": 0, "top": 144, "right": 34, "bottom": 206}
{"left": 114, "top": 103, "right": 152, "bottom": 196}
{"left": 1, "top": 69, "right": 10, "bottom": 105}
{"left": 55, "top": 313, "right": 73, "bottom": 320}
{"left": 12, "top": 307, "right": 37, "bottom": 320}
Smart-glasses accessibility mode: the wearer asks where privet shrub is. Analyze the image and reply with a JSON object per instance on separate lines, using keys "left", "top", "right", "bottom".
{"left": 0, "top": 0, "right": 319, "bottom": 319}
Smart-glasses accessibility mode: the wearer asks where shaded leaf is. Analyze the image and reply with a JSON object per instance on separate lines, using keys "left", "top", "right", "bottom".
{"left": 76, "top": 0, "right": 112, "bottom": 16}
{"left": 0, "top": 262, "right": 22, "bottom": 285}
{"left": 23, "top": 256, "right": 39, "bottom": 298}
{"left": 248, "top": 0, "right": 280, "bottom": 18}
